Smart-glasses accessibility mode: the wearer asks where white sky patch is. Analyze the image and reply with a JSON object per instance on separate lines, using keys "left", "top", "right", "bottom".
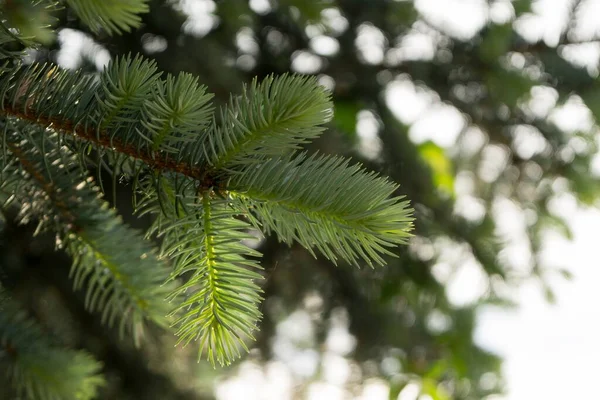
{"left": 385, "top": 75, "right": 464, "bottom": 149}
{"left": 414, "top": 0, "right": 488, "bottom": 40}
{"left": 356, "top": 110, "right": 383, "bottom": 160}
{"left": 249, "top": 0, "right": 271, "bottom": 15}
{"left": 357, "top": 379, "right": 390, "bottom": 400}
{"left": 489, "top": 0, "right": 515, "bottom": 24}
{"left": 549, "top": 95, "right": 595, "bottom": 133}
{"left": 493, "top": 198, "right": 533, "bottom": 276}
{"left": 478, "top": 144, "right": 509, "bottom": 183}
{"left": 385, "top": 78, "right": 437, "bottom": 125}
{"left": 386, "top": 23, "right": 440, "bottom": 64}
{"left": 57, "top": 29, "right": 110, "bottom": 70}
{"left": 409, "top": 236, "right": 435, "bottom": 262}
{"left": 431, "top": 262, "right": 452, "bottom": 286}
{"left": 141, "top": 33, "right": 168, "bottom": 54}
{"left": 216, "top": 361, "right": 294, "bottom": 400}
{"left": 523, "top": 85, "right": 559, "bottom": 119}
{"left": 511, "top": 125, "right": 549, "bottom": 160}
{"left": 426, "top": 309, "right": 453, "bottom": 334}
{"left": 446, "top": 256, "right": 489, "bottom": 307}
{"left": 317, "top": 74, "right": 335, "bottom": 91}
{"left": 320, "top": 8, "right": 349, "bottom": 36}
{"left": 409, "top": 104, "right": 465, "bottom": 148}
{"left": 174, "top": 0, "right": 219, "bottom": 38}
{"left": 433, "top": 238, "right": 491, "bottom": 306}
{"left": 571, "top": 0, "right": 600, "bottom": 40}
{"left": 290, "top": 50, "right": 322, "bottom": 74}
{"left": 547, "top": 191, "right": 579, "bottom": 222}
{"left": 453, "top": 195, "right": 486, "bottom": 223}
{"left": 514, "top": 0, "right": 573, "bottom": 46}
{"left": 355, "top": 23, "right": 386, "bottom": 65}
{"left": 310, "top": 35, "right": 340, "bottom": 56}
{"left": 458, "top": 126, "right": 488, "bottom": 157}
{"left": 322, "top": 353, "right": 351, "bottom": 385}
{"left": 307, "top": 382, "right": 347, "bottom": 400}
{"left": 236, "top": 27, "right": 259, "bottom": 55}
{"left": 325, "top": 308, "right": 356, "bottom": 356}
{"left": 454, "top": 171, "right": 476, "bottom": 196}
{"left": 559, "top": 42, "right": 600, "bottom": 76}
{"left": 476, "top": 208, "right": 600, "bottom": 400}
{"left": 398, "top": 382, "right": 421, "bottom": 400}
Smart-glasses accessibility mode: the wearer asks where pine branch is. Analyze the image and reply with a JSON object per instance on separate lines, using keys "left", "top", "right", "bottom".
{"left": 0, "top": 291, "right": 105, "bottom": 400}
{"left": 0, "top": 0, "right": 59, "bottom": 45}
{"left": 229, "top": 153, "right": 414, "bottom": 266}
{"left": 0, "top": 23, "right": 27, "bottom": 60}
{"left": 0, "top": 51, "right": 414, "bottom": 366}
{"left": 65, "top": 0, "right": 150, "bottom": 35}
{"left": 138, "top": 175, "right": 263, "bottom": 366}
{"left": 202, "top": 73, "right": 333, "bottom": 169}
{"left": 0, "top": 58, "right": 334, "bottom": 188}
{"left": 0, "top": 123, "right": 172, "bottom": 339}
{"left": 141, "top": 72, "right": 214, "bottom": 155}
{"left": 0, "top": 60, "right": 213, "bottom": 184}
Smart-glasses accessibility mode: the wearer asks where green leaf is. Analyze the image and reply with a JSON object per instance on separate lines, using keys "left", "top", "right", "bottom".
{"left": 418, "top": 141, "right": 455, "bottom": 197}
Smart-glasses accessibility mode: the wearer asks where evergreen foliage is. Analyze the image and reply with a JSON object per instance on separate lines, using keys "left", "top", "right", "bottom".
{"left": 0, "top": 286, "right": 105, "bottom": 400}
{"left": 0, "top": 0, "right": 414, "bottom": 397}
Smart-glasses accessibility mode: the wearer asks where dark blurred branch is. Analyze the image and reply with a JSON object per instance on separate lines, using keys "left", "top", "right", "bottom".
{"left": 1, "top": 215, "right": 210, "bottom": 400}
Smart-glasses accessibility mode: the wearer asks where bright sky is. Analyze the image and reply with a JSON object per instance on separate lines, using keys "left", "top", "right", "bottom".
{"left": 476, "top": 206, "right": 600, "bottom": 400}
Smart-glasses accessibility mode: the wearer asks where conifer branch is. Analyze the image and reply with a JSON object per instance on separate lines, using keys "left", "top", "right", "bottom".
{"left": 138, "top": 175, "right": 264, "bottom": 366}
{"left": 203, "top": 73, "right": 333, "bottom": 169}
{"left": 65, "top": 0, "right": 149, "bottom": 35}
{"left": 2, "top": 103, "right": 216, "bottom": 186}
{"left": 229, "top": 153, "right": 414, "bottom": 266}
{"left": 0, "top": 42, "right": 414, "bottom": 368}
{"left": 0, "top": 124, "right": 172, "bottom": 339}
{"left": 0, "top": 290, "right": 105, "bottom": 400}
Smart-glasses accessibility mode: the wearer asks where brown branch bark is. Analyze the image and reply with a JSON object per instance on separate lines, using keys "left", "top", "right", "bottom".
{"left": 1, "top": 106, "right": 219, "bottom": 189}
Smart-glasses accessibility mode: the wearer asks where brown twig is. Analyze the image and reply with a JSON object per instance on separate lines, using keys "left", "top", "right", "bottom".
{"left": 1, "top": 105, "right": 220, "bottom": 189}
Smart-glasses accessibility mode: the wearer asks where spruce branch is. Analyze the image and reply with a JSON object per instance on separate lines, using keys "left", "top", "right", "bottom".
{"left": 202, "top": 73, "right": 334, "bottom": 169}
{"left": 0, "top": 124, "right": 172, "bottom": 339}
{"left": 229, "top": 153, "right": 414, "bottom": 266}
{"left": 0, "top": 0, "right": 59, "bottom": 45}
{"left": 0, "top": 23, "right": 28, "bottom": 60}
{"left": 65, "top": 0, "right": 149, "bottom": 35}
{"left": 0, "top": 51, "right": 414, "bottom": 366}
{"left": 141, "top": 72, "right": 214, "bottom": 155}
{"left": 138, "top": 175, "right": 264, "bottom": 367}
{"left": 0, "top": 292, "right": 105, "bottom": 400}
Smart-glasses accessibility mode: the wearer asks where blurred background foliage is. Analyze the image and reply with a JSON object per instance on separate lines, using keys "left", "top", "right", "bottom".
{"left": 2, "top": 0, "right": 600, "bottom": 399}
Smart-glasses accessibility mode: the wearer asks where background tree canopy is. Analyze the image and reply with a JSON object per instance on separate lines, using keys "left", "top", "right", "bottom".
{"left": 2, "top": 0, "right": 599, "bottom": 399}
